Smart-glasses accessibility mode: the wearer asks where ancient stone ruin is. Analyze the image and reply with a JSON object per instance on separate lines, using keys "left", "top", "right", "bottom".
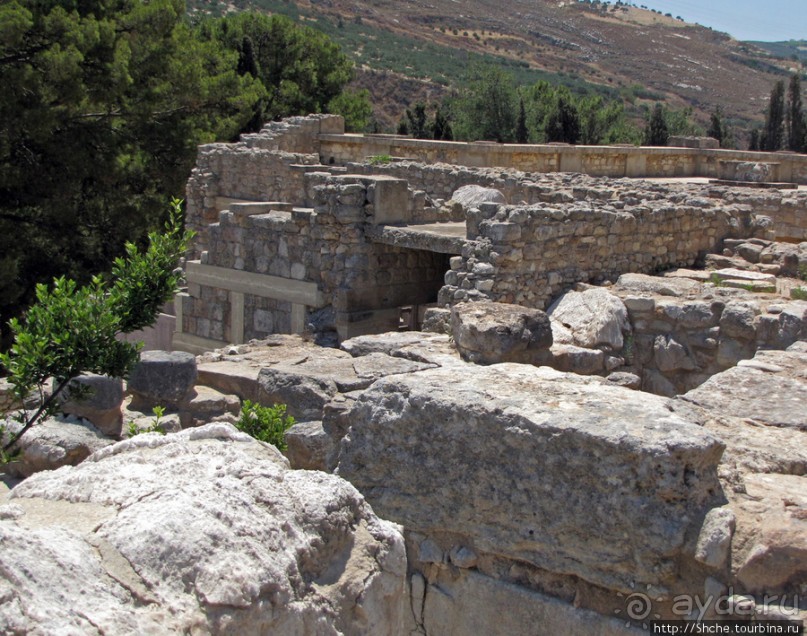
{"left": 2, "top": 114, "right": 806, "bottom": 634}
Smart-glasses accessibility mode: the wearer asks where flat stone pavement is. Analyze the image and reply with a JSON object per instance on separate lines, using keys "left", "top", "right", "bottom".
{"left": 367, "top": 221, "right": 468, "bottom": 254}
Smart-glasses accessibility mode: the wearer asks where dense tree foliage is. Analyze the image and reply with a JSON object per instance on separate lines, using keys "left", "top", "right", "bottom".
{"left": 197, "top": 12, "right": 363, "bottom": 130}
{"left": 450, "top": 64, "right": 517, "bottom": 143}
{"left": 0, "top": 1, "right": 365, "bottom": 345}
{"left": 644, "top": 103, "right": 670, "bottom": 146}
{"left": 0, "top": 0, "right": 265, "bottom": 344}
{"left": 442, "top": 67, "right": 645, "bottom": 145}
{"left": 1, "top": 201, "right": 192, "bottom": 454}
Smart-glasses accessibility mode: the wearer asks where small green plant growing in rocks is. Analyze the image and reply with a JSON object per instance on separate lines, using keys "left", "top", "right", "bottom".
{"left": 0, "top": 200, "right": 193, "bottom": 456}
{"left": 791, "top": 286, "right": 807, "bottom": 301}
{"left": 708, "top": 272, "right": 724, "bottom": 287}
{"left": 235, "top": 401, "right": 295, "bottom": 451}
{"left": 798, "top": 263, "right": 807, "bottom": 282}
{"left": 368, "top": 154, "right": 393, "bottom": 165}
{"left": 622, "top": 333, "right": 635, "bottom": 363}
{"left": 126, "top": 406, "right": 167, "bottom": 438}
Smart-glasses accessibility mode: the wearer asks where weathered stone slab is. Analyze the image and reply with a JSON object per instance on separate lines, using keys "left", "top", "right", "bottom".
{"left": 681, "top": 348, "right": 807, "bottom": 431}
{"left": 257, "top": 367, "right": 337, "bottom": 421}
{"left": 340, "top": 331, "right": 447, "bottom": 358}
{"left": 338, "top": 364, "right": 724, "bottom": 592}
{"left": 711, "top": 268, "right": 776, "bottom": 284}
{"left": 2, "top": 415, "right": 113, "bottom": 478}
{"left": 451, "top": 301, "right": 552, "bottom": 364}
{"left": 2, "top": 424, "right": 407, "bottom": 634}
{"left": 616, "top": 273, "right": 702, "bottom": 297}
{"left": 733, "top": 473, "right": 807, "bottom": 595}
{"left": 421, "top": 569, "right": 642, "bottom": 636}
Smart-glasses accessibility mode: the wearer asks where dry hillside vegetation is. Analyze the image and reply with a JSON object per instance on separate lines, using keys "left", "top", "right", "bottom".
{"left": 192, "top": 0, "right": 797, "bottom": 130}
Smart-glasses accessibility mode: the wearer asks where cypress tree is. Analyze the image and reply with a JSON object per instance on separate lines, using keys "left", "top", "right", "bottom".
{"left": 762, "top": 80, "right": 786, "bottom": 151}
{"left": 515, "top": 97, "right": 529, "bottom": 144}
{"left": 786, "top": 74, "right": 805, "bottom": 152}
{"left": 644, "top": 103, "right": 669, "bottom": 146}
{"left": 706, "top": 107, "right": 725, "bottom": 146}
{"left": 749, "top": 129, "right": 760, "bottom": 151}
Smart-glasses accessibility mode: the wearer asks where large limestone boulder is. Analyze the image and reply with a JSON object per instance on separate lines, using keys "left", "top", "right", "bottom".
{"left": 548, "top": 288, "right": 629, "bottom": 351}
{"left": 450, "top": 301, "right": 552, "bottom": 364}
{"left": 1, "top": 423, "right": 408, "bottom": 635}
{"left": 338, "top": 364, "right": 724, "bottom": 593}
{"left": 450, "top": 184, "right": 506, "bottom": 209}
{"left": 2, "top": 414, "right": 114, "bottom": 478}
{"left": 681, "top": 346, "right": 807, "bottom": 432}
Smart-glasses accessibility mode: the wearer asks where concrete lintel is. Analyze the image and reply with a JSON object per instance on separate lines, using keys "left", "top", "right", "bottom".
{"left": 186, "top": 262, "right": 325, "bottom": 307}
{"left": 172, "top": 331, "right": 227, "bottom": 355}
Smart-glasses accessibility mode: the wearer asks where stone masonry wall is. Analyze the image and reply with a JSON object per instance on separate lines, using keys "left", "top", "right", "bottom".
{"left": 319, "top": 132, "right": 807, "bottom": 183}
{"left": 439, "top": 196, "right": 750, "bottom": 310}
{"left": 344, "top": 160, "right": 807, "bottom": 242}
{"left": 182, "top": 173, "right": 448, "bottom": 344}
{"left": 185, "top": 115, "right": 345, "bottom": 256}
{"left": 178, "top": 114, "right": 807, "bottom": 350}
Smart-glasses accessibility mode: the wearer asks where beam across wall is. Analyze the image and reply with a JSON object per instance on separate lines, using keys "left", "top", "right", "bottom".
{"left": 185, "top": 262, "right": 325, "bottom": 307}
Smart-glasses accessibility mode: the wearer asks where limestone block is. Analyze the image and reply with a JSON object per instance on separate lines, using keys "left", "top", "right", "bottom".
{"left": 548, "top": 288, "right": 629, "bottom": 351}
{"left": 422, "top": 569, "right": 642, "bottom": 636}
{"left": 734, "top": 473, "right": 807, "bottom": 595}
{"left": 127, "top": 351, "right": 198, "bottom": 409}
{"left": 338, "top": 364, "right": 724, "bottom": 592}
{"left": 284, "top": 420, "right": 334, "bottom": 471}
{"left": 3, "top": 423, "right": 407, "bottom": 634}
{"left": 2, "top": 415, "right": 113, "bottom": 478}
{"left": 681, "top": 348, "right": 807, "bottom": 432}
{"left": 257, "top": 367, "right": 337, "bottom": 422}
{"left": 605, "top": 371, "right": 641, "bottom": 390}
{"left": 450, "top": 185, "right": 506, "bottom": 209}
{"left": 616, "top": 273, "right": 701, "bottom": 297}
{"left": 549, "top": 343, "right": 605, "bottom": 375}
{"left": 694, "top": 507, "right": 736, "bottom": 570}
{"left": 450, "top": 301, "right": 552, "bottom": 365}
{"left": 654, "top": 335, "right": 697, "bottom": 373}
{"left": 58, "top": 373, "right": 124, "bottom": 437}
{"left": 719, "top": 301, "right": 759, "bottom": 342}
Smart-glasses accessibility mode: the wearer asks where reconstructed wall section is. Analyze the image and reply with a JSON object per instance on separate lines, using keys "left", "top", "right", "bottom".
{"left": 319, "top": 133, "right": 807, "bottom": 184}
{"left": 438, "top": 197, "right": 750, "bottom": 310}
{"left": 178, "top": 170, "right": 450, "bottom": 352}
{"left": 179, "top": 114, "right": 807, "bottom": 351}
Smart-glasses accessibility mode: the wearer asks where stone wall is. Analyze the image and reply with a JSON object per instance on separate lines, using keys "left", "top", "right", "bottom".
{"left": 319, "top": 133, "right": 807, "bottom": 184}
{"left": 343, "top": 161, "right": 807, "bottom": 242}
{"left": 178, "top": 114, "right": 807, "bottom": 351}
{"left": 178, "top": 174, "right": 449, "bottom": 350}
{"left": 439, "top": 197, "right": 751, "bottom": 310}
{"left": 185, "top": 115, "right": 345, "bottom": 255}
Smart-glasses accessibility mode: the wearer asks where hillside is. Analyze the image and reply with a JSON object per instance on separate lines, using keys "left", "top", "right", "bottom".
{"left": 189, "top": 0, "right": 797, "bottom": 135}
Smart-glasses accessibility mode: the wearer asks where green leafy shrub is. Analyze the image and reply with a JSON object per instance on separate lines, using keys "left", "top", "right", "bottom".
{"left": 0, "top": 201, "right": 193, "bottom": 454}
{"left": 126, "top": 406, "right": 167, "bottom": 438}
{"left": 235, "top": 401, "right": 295, "bottom": 451}
{"left": 791, "top": 286, "right": 807, "bottom": 300}
{"left": 369, "top": 154, "right": 393, "bottom": 165}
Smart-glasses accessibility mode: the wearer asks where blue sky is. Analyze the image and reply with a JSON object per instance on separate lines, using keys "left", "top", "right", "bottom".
{"left": 608, "top": 0, "right": 807, "bottom": 42}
